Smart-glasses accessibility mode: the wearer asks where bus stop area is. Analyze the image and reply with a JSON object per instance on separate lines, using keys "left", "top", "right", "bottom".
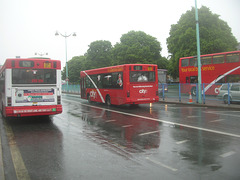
{"left": 62, "top": 83, "right": 240, "bottom": 109}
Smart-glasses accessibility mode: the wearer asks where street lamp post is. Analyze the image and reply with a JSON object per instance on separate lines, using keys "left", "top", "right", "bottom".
{"left": 55, "top": 31, "right": 76, "bottom": 92}
{"left": 35, "top": 52, "right": 48, "bottom": 56}
{"left": 194, "top": 0, "right": 202, "bottom": 104}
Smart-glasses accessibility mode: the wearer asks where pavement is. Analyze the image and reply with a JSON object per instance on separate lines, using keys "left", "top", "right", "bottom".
{"left": 159, "top": 97, "right": 240, "bottom": 110}
{"left": 63, "top": 92, "right": 240, "bottom": 110}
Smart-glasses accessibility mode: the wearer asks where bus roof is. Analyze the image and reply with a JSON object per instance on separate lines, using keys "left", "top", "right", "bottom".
{"left": 81, "top": 64, "right": 157, "bottom": 75}
{"left": 179, "top": 50, "right": 240, "bottom": 59}
{"left": 0, "top": 58, "right": 61, "bottom": 72}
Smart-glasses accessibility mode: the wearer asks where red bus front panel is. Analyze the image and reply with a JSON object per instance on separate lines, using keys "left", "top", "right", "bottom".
{"left": 128, "top": 84, "right": 159, "bottom": 104}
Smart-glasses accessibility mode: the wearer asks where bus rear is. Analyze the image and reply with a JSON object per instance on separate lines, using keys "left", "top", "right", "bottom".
{"left": 126, "top": 64, "right": 159, "bottom": 104}
{"left": 0, "top": 58, "right": 62, "bottom": 117}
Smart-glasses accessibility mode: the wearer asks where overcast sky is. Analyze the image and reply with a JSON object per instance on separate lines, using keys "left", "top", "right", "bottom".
{"left": 0, "top": 0, "right": 239, "bottom": 67}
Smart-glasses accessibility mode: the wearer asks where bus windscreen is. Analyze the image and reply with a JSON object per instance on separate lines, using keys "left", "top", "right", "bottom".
{"left": 130, "top": 71, "right": 155, "bottom": 82}
{"left": 12, "top": 69, "right": 56, "bottom": 84}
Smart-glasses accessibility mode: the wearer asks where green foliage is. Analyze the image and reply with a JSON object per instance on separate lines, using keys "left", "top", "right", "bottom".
{"left": 112, "top": 31, "right": 162, "bottom": 65}
{"left": 62, "top": 56, "right": 86, "bottom": 84}
{"left": 157, "top": 56, "right": 168, "bottom": 69}
{"left": 85, "top": 40, "right": 113, "bottom": 69}
{"left": 167, "top": 6, "right": 238, "bottom": 79}
{"left": 64, "top": 31, "right": 169, "bottom": 84}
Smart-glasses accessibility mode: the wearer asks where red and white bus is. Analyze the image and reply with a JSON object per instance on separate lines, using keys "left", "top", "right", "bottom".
{"left": 0, "top": 58, "right": 62, "bottom": 117}
{"left": 179, "top": 51, "right": 240, "bottom": 95}
{"left": 80, "top": 64, "right": 159, "bottom": 105}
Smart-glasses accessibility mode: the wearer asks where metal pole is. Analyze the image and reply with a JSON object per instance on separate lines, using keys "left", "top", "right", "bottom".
{"left": 55, "top": 31, "right": 76, "bottom": 94}
{"left": 195, "top": 0, "right": 202, "bottom": 104}
{"left": 65, "top": 33, "right": 69, "bottom": 93}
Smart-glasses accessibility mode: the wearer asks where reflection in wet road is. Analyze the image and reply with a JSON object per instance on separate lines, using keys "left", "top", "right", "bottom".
{"left": 1, "top": 94, "right": 240, "bottom": 180}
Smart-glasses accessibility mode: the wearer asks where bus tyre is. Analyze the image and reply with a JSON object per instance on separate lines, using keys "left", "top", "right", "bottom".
{"left": 106, "top": 96, "right": 111, "bottom": 106}
{"left": 87, "top": 94, "right": 91, "bottom": 103}
{"left": 191, "top": 87, "right": 196, "bottom": 96}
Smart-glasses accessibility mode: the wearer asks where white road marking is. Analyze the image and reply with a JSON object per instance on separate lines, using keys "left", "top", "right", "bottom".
{"left": 146, "top": 157, "right": 178, "bottom": 172}
{"left": 220, "top": 151, "right": 236, "bottom": 158}
{"left": 63, "top": 99, "right": 240, "bottom": 138}
{"left": 122, "top": 125, "right": 133, "bottom": 128}
{"left": 105, "top": 120, "right": 116, "bottom": 123}
{"left": 210, "top": 119, "right": 224, "bottom": 123}
{"left": 205, "top": 111, "right": 240, "bottom": 118}
{"left": 176, "top": 140, "right": 189, "bottom": 144}
{"left": 138, "top": 130, "right": 161, "bottom": 136}
{"left": 92, "top": 116, "right": 102, "bottom": 119}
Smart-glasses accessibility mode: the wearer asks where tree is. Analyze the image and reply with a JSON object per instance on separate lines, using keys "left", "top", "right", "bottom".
{"left": 85, "top": 40, "right": 113, "bottom": 69}
{"left": 112, "top": 31, "right": 163, "bottom": 65}
{"left": 167, "top": 6, "right": 238, "bottom": 79}
{"left": 62, "top": 55, "right": 86, "bottom": 84}
{"left": 156, "top": 56, "right": 168, "bottom": 69}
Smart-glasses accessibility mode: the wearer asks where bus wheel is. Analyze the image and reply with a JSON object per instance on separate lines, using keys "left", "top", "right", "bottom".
{"left": 106, "top": 96, "right": 111, "bottom": 106}
{"left": 87, "top": 94, "right": 91, "bottom": 103}
{"left": 191, "top": 87, "right": 196, "bottom": 96}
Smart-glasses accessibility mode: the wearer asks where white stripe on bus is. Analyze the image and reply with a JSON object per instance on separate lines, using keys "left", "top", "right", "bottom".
{"left": 83, "top": 71, "right": 105, "bottom": 103}
{"left": 204, "top": 66, "right": 240, "bottom": 92}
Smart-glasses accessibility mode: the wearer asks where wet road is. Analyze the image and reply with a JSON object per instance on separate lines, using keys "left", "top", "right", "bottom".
{"left": 1, "top": 94, "right": 240, "bottom": 180}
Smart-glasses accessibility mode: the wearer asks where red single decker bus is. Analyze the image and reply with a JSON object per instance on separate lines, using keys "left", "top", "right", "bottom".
{"left": 80, "top": 64, "right": 159, "bottom": 105}
{"left": 179, "top": 51, "right": 240, "bottom": 95}
{"left": 0, "top": 58, "right": 62, "bottom": 117}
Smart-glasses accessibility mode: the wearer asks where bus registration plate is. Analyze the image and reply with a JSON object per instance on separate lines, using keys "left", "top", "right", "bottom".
{"left": 44, "top": 63, "right": 51, "bottom": 68}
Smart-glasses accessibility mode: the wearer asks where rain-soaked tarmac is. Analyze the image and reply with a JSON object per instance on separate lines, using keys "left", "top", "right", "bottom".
{"left": 0, "top": 94, "right": 240, "bottom": 180}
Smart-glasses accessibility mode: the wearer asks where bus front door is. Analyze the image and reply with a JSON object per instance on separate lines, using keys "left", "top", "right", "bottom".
{"left": 81, "top": 77, "right": 86, "bottom": 99}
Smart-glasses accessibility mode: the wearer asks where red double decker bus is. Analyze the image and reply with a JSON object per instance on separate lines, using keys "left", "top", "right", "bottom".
{"left": 80, "top": 64, "right": 159, "bottom": 105}
{"left": 0, "top": 58, "right": 62, "bottom": 117}
{"left": 179, "top": 51, "right": 240, "bottom": 95}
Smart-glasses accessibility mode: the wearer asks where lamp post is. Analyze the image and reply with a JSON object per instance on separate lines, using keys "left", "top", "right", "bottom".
{"left": 55, "top": 31, "right": 76, "bottom": 92}
{"left": 194, "top": 0, "right": 202, "bottom": 104}
{"left": 35, "top": 52, "right": 48, "bottom": 56}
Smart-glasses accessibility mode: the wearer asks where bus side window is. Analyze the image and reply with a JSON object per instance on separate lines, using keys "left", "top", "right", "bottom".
{"left": 103, "top": 74, "right": 112, "bottom": 88}
{"left": 213, "top": 55, "right": 225, "bottom": 64}
{"left": 113, "top": 72, "right": 123, "bottom": 88}
{"left": 226, "top": 53, "right": 239, "bottom": 63}
{"left": 226, "top": 74, "right": 240, "bottom": 83}
{"left": 186, "top": 77, "right": 190, "bottom": 83}
{"left": 96, "top": 75, "right": 103, "bottom": 89}
{"left": 181, "top": 59, "right": 189, "bottom": 67}
{"left": 189, "top": 58, "right": 197, "bottom": 66}
{"left": 201, "top": 56, "right": 212, "bottom": 65}
{"left": 216, "top": 75, "right": 225, "bottom": 83}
